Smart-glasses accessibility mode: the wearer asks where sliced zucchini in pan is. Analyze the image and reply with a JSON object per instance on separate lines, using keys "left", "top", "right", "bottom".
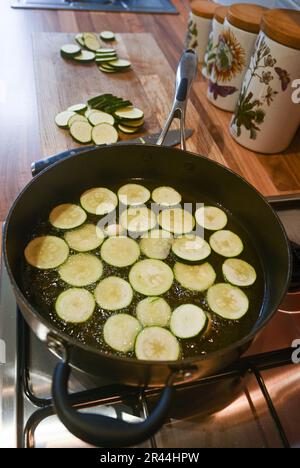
{"left": 195, "top": 206, "right": 228, "bottom": 231}
{"left": 171, "top": 235, "right": 211, "bottom": 262}
{"left": 67, "top": 103, "right": 88, "bottom": 114}
{"left": 67, "top": 114, "right": 88, "bottom": 128}
{"left": 152, "top": 186, "right": 181, "bottom": 207}
{"left": 88, "top": 110, "right": 115, "bottom": 127}
{"left": 73, "top": 50, "right": 96, "bottom": 62}
{"left": 222, "top": 259, "right": 257, "bottom": 287}
{"left": 49, "top": 203, "right": 87, "bottom": 230}
{"left": 55, "top": 110, "right": 76, "bottom": 128}
{"left": 80, "top": 187, "right": 118, "bottom": 215}
{"left": 70, "top": 121, "right": 93, "bottom": 143}
{"left": 120, "top": 207, "right": 156, "bottom": 233}
{"left": 140, "top": 229, "right": 173, "bottom": 260}
{"left": 64, "top": 224, "right": 105, "bottom": 252}
{"left": 129, "top": 259, "right": 173, "bottom": 296}
{"left": 59, "top": 253, "right": 103, "bottom": 286}
{"left": 92, "top": 123, "right": 119, "bottom": 145}
{"left": 210, "top": 230, "right": 243, "bottom": 258}
{"left": 207, "top": 283, "right": 249, "bottom": 320}
{"left": 118, "top": 184, "right": 150, "bottom": 206}
{"left": 174, "top": 262, "right": 216, "bottom": 292}
{"left": 55, "top": 288, "right": 95, "bottom": 323}
{"left": 24, "top": 236, "right": 69, "bottom": 269}
{"left": 170, "top": 304, "right": 207, "bottom": 339}
{"left": 135, "top": 327, "right": 180, "bottom": 361}
{"left": 60, "top": 44, "right": 81, "bottom": 58}
{"left": 104, "top": 223, "right": 125, "bottom": 237}
{"left": 94, "top": 276, "right": 133, "bottom": 311}
{"left": 99, "top": 30, "right": 116, "bottom": 41}
{"left": 158, "top": 207, "right": 195, "bottom": 235}
{"left": 103, "top": 314, "right": 141, "bottom": 353}
{"left": 136, "top": 297, "right": 171, "bottom": 328}
{"left": 114, "top": 107, "right": 144, "bottom": 121}
{"left": 100, "top": 236, "right": 140, "bottom": 267}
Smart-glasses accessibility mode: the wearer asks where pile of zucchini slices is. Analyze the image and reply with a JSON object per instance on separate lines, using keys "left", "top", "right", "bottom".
{"left": 24, "top": 184, "right": 257, "bottom": 361}
{"left": 60, "top": 31, "right": 132, "bottom": 73}
{"left": 55, "top": 93, "right": 145, "bottom": 144}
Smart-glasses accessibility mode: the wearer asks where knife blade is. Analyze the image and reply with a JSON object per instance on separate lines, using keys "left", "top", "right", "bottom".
{"left": 31, "top": 129, "right": 194, "bottom": 176}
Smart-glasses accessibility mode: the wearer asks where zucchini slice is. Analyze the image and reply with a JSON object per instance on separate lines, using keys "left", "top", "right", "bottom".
{"left": 171, "top": 235, "right": 211, "bottom": 262}
{"left": 107, "top": 59, "right": 131, "bottom": 69}
{"left": 195, "top": 206, "right": 228, "bottom": 231}
{"left": 222, "top": 259, "right": 257, "bottom": 287}
{"left": 136, "top": 297, "right": 171, "bottom": 328}
{"left": 119, "top": 118, "right": 144, "bottom": 128}
{"left": 120, "top": 207, "right": 156, "bottom": 233}
{"left": 67, "top": 103, "right": 88, "bottom": 114}
{"left": 83, "top": 32, "right": 101, "bottom": 51}
{"left": 49, "top": 203, "right": 87, "bottom": 230}
{"left": 103, "top": 314, "right": 141, "bottom": 353}
{"left": 67, "top": 114, "right": 88, "bottom": 128}
{"left": 207, "top": 283, "right": 249, "bottom": 320}
{"left": 135, "top": 327, "right": 180, "bottom": 361}
{"left": 75, "top": 33, "right": 85, "bottom": 47}
{"left": 117, "top": 124, "right": 139, "bottom": 134}
{"left": 170, "top": 304, "right": 207, "bottom": 339}
{"left": 100, "top": 236, "right": 140, "bottom": 267}
{"left": 64, "top": 224, "right": 105, "bottom": 252}
{"left": 118, "top": 183, "right": 150, "bottom": 206}
{"left": 60, "top": 44, "right": 81, "bottom": 58}
{"left": 96, "top": 48, "right": 116, "bottom": 54}
{"left": 210, "top": 230, "right": 244, "bottom": 258}
{"left": 129, "top": 259, "right": 173, "bottom": 296}
{"left": 73, "top": 50, "right": 96, "bottom": 62}
{"left": 95, "top": 56, "right": 118, "bottom": 63}
{"left": 104, "top": 223, "right": 125, "bottom": 237}
{"left": 70, "top": 121, "right": 93, "bottom": 143}
{"left": 24, "top": 236, "right": 69, "bottom": 270}
{"left": 158, "top": 208, "right": 195, "bottom": 235}
{"left": 55, "top": 110, "right": 76, "bottom": 128}
{"left": 98, "top": 66, "right": 118, "bottom": 73}
{"left": 80, "top": 187, "right": 118, "bottom": 215}
{"left": 152, "top": 186, "right": 181, "bottom": 207}
{"left": 94, "top": 276, "right": 133, "bottom": 310}
{"left": 92, "top": 123, "right": 119, "bottom": 145}
{"left": 55, "top": 288, "right": 95, "bottom": 323}
{"left": 59, "top": 253, "right": 103, "bottom": 287}
{"left": 88, "top": 110, "right": 115, "bottom": 126}
{"left": 140, "top": 229, "right": 173, "bottom": 260}
{"left": 100, "top": 31, "right": 116, "bottom": 41}
{"left": 114, "top": 107, "right": 144, "bottom": 121}
{"left": 174, "top": 262, "right": 216, "bottom": 292}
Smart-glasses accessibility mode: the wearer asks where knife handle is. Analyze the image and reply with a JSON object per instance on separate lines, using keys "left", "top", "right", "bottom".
{"left": 156, "top": 49, "right": 197, "bottom": 151}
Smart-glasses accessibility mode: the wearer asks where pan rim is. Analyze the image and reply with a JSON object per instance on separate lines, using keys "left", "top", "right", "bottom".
{"left": 3, "top": 144, "right": 292, "bottom": 369}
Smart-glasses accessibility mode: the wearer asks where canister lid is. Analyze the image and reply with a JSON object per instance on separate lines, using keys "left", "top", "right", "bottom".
{"left": 191, "top": 0, "right": 217, "bottom": 19}
{"left": 261, "top": 9, "right": 300, "bottom": 50}
{"left": 214, "top": 6, "right": 229, "bottom": 25}
{"left": 227, "top": 4, "right": 268, "bottom": 34}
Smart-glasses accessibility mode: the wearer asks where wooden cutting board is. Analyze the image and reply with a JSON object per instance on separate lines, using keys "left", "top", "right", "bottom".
{"left": 32, "top": 32, "right": 300, "bottom": 196}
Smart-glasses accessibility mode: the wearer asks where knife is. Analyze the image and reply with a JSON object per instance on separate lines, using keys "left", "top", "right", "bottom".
{"left": 31, "top": 128, "right": 194, "bottom": 177}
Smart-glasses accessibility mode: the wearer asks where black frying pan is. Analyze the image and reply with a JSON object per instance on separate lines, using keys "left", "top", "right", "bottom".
{"left": 3, "top": 50, "right": 291, "bottom": 447}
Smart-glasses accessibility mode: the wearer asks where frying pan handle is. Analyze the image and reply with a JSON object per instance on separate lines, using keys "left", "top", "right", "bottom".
{"left": 52, "top": 360, "right": 177, "bottom": 447}
{"left": 156, "top": 49, "right": 197, "bottom": 151}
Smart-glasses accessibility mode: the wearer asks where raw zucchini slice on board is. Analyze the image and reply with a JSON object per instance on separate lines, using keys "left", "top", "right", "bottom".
{"left": 158, "top": 208, "right": 195, "bottom": 235}
{"left": 174, "top": 262, "right": 216, "bottom": 292}
{"left": 107, "top": 59, "right": 131, "bottom": 69}
{"left": 103, "top": 314, "right": 141, "bottom": 353}
{"left": 64, "top": 224, "right": 105, "bottom": 252}
{"left": 94, "top": 276, "right": 133, "bottom": 310}
{"left": 120, "top": 207, "right": 157, "bottom": 233}
{"left": 140, "top": 229, "right": 173, "bottom": 260}
{"left": 152, "top": 186, "right": 182, "bottom": 207}
{"left": 73, "top": 50, "right": 96, "bottom": 62}
{"left": 119, "top": 118, "right": 144, "bottom": 128}
{"left": 95, "top": 55, "right": 118, "bottom": 63}
{"left": 99, "top": 31, "right": 116, "bottom": 41}
{"left": 49, "top": 203, "right": 87, "bottom": 230}
{"left": 55, "top": 110, "right": 76, "bottom": 128}
{"left": 80, "top": 187, "right": 118, "bottom": 215}
{"left": 92, "top": 123, "right": 119, "bottom": 145}
{"left": 118, "top": 184, "right": 150, "bottom": 206}
{"left": 222, "top": 258, "right": 257, "bottom": 287}
{"left": 104, "top": 223, "right": 125, "bottom": 237}
{"left": 136, "top": 297, "right": 171, "bottom": 328}
{"left": 117, "top": 124, "right": 139, "bottom": 134}
{"left": 135, "top": 327, "right": 180, "bottom": 361}
{"left": 98, "top": 66, "right": 118, "bottom": 73}
{"left": 129, "top": 259, "right": 174, "bottom": 296}
{"left": 59, "top": 253, "right": 103, "bottom": 287}
{"left": 195, "top": 206, "right": 228, "bottom": 231}
{"left": 207, "top": 283, "right": 249, "bottom": 320}
{"left": 67, "top": 103, "right": 88, "bottom": 114}
{"left": 172, "top": 235, "right": 211, "bottom": 262}
{"left": 60, "top": 44, "right": 81, "bottom": 58}
{"left": 210, "top": 230, "right": 244, "bottom": 258}
{"left": 96, "top": 48, "right": 116, "bottom": 54}
{"left": 170, "top": 304, "right": 207, "bottom": 339}
{"left": 24, "top": 236, "right": 69, "bottom": 269}
{"left": 70, "top": 121, "right": 93, "bottom": 143}
{"left": 83, "top": 32, "right": 101, "bottom": 51}
{"left": 114, "top": 107, "right": 144, "bottom": 121}
{"left": 75, "top": 33, "right": 85, "bottom": 47}
{"left": 55, "top": 288, "right": 95, "bottom": 323}
{"left": 67, "top": 114, "right": 88, "bottom": 128}
{"left": 100, "top": 236, "right": 140, "bottom": 267}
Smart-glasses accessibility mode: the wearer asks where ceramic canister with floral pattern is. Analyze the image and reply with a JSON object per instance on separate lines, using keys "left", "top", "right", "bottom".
{"left": 186, "top": 1, "right": 218, "bottom": 64}
{"left": 207, "top": 4, "right": 267, "bottom": 112}
{"left": 230, "top": 9, "right": 300, "bottom": 153}
{"left": 202, "top": 6, "right": 229, "bottom": 79}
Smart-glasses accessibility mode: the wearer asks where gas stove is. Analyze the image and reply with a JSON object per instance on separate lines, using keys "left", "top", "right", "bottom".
{"left": 1, "top": 194, "right": 300, "bottom": 448}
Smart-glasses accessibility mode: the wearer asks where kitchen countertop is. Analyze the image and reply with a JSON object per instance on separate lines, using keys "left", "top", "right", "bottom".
{"left": 1, "top": 0, "right": 300, "bottom": 223}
